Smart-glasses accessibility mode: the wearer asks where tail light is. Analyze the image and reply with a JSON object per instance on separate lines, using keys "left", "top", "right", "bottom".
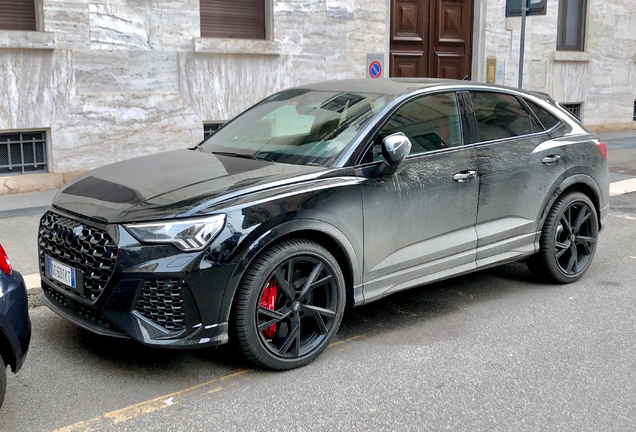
{"left": 0, "top": 245, "right": 11, "bottom": 275}
{"left": 598, "top": 141, "right": 607, "bottom": 161}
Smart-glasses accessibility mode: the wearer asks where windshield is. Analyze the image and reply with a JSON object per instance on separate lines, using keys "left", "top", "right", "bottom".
{"left": 199, "top": 89, "right": 389, "bottom": 167}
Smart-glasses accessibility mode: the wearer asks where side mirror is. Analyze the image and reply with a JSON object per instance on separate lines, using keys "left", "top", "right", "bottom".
{"left": 378, "top": 132, "right": 412, "bottom": 176}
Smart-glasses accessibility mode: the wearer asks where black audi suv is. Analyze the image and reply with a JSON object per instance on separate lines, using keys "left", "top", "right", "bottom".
{"left": 39, "top": 79, "right": 610, "bottom": 370}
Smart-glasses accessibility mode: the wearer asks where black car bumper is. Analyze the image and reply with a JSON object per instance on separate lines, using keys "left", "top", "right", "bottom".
{"left": 38, "top": 210, "right": 234, "bottom": 349}
{"left": 0, "top": 271, "right": 31, "bottom": 373}
{"left": 41, "top": 283, "right": 229, "bottom": 348}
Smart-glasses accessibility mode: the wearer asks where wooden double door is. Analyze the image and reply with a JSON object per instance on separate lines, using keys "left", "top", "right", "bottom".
{"left": 390, "top": 0, "right": 474, "bottom": 79}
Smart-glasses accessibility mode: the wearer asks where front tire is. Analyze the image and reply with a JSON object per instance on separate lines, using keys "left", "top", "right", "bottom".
{"left": 233, "top": 239, "right": 346, "bottom": 370}
{"left": 528, "top": 192, "right": 599, "bottom": 284}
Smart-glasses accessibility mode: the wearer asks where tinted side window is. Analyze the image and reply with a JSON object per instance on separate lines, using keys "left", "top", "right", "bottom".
{"left": 367, "top": 93, "right": 462, "bottom": 162}
{"left": 470, "top": 92, "right": 535, "bottom": 143}
{"left": 525, "top": 100, "right": 560, "bottom": 131}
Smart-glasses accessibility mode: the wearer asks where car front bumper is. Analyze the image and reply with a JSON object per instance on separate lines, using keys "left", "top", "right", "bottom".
{"left": 38, "top": 209, "right": 236, "bottom": 349}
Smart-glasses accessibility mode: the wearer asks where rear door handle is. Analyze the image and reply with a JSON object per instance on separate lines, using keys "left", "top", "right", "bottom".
{"left": 542, "top": 155, "right": 562, "bottom": 165}
{"left": 453, "top": 170, "right": 477, "bottom": 182}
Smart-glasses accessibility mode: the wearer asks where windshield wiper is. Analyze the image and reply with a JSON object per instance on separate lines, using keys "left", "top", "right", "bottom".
{"left": 211, "top": 151, "right": 260, "bottom": 160}
{"left": 210, "top": 151, "right": 273, "bottom": 162}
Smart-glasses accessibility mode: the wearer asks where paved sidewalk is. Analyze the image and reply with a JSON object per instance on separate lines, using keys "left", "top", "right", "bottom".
{"left": 0, "top": 190, "right": 57, "bottom": 218}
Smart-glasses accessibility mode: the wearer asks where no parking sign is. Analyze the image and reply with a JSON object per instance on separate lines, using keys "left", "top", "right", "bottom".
{"left": 366, "top": 54, "right": 384, "bottom": 79}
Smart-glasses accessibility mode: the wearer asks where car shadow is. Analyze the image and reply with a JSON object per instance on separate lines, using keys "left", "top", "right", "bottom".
{"left": 335, "top": 261, "right": 553, "bottom": 340}
{"left": 40, "top": 261, "right": 557, "bottom": 375}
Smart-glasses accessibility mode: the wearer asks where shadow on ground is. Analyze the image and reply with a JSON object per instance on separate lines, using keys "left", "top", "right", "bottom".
{"left": 39, "top": 260, "right": 556, "bottom": 375}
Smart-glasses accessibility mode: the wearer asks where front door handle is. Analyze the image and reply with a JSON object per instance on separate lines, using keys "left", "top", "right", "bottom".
{"left": 453, "top": 170, "right": 477, "bottom": 182}
{"left": 542, "top": 155, "right": 562, "bottom": 165}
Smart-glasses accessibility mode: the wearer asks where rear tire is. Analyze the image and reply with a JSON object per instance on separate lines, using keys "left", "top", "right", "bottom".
{"left": 528, "top": 192, "right": 599, "bottom": 284}
{"left": 233, "top": 239, "right": 346, "bottom": 370}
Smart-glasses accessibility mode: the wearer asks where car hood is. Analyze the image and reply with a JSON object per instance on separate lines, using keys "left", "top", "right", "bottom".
{"left": 53, "top": 149, "right": 326, "bottom": 223}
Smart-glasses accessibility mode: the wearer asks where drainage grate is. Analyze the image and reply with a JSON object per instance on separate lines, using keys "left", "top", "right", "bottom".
{"left": 561, "top": 103, "right": 582, "bottom": 121}
{"left": 0, "top": 131, "right": 47, "bottom": 175}
{"left": 203, "top": 122, "right": 225, "bottom": 139}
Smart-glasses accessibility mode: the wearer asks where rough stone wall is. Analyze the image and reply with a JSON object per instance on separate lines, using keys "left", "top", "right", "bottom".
{"left": 479, "top": 0, "right": 636, "bottom": 129}
{"left": 0, "top": 0, "right": 388, "bottom": 174}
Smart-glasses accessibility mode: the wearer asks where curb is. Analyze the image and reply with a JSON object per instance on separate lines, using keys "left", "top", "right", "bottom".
{"left": 609, "top": 178, "right": 636, "bottom": 197}
{"left": 24, "top": 274, "right": 43, "bottom": 308}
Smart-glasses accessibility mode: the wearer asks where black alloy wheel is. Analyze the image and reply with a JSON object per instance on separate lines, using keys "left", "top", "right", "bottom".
{"left": 233, "top": 239, "right": 346, "bottom": 370}
{"left": 528, "top": 192, "right": 599, "bottom": 284}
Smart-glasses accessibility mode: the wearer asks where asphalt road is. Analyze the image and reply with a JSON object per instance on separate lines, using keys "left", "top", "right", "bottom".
{"left": 0, "top": 213, "right": 40, "bottom": 275}
{"left": 0, "top": 193, "right": 635, "bottom": 431}
{"left": 604, "top": 131, "right": 636, "bottom": 182}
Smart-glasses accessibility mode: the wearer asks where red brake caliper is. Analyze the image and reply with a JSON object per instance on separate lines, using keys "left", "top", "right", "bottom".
{"left": 259, "top": 279, "right": 278, "bottom": 338}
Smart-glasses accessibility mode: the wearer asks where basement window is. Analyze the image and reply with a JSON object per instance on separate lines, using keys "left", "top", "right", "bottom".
{"left": 0, "top": 131, "right": 48, "bottom": 176}
{"left": 633, "top": 101, "right": 636, "bottom": 121}
{"left": 561, "top": 103, "right": 582, "bottom": 121}
{"left": 203, "top": 122, "right": 225, "bottom": 140}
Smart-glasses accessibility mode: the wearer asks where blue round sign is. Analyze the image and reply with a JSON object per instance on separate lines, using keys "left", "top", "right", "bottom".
{"left": 369, "top": 61, "right": 382, "bottom": 79}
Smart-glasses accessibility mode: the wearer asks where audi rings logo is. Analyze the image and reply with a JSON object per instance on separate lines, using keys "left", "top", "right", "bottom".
{"left": 52, "top": 223, "right": 83, "bottom": 246}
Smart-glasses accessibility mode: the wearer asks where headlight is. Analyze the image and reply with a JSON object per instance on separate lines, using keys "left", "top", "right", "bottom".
{"left": 124, "top": 215, "right": 226, "bottom": 252}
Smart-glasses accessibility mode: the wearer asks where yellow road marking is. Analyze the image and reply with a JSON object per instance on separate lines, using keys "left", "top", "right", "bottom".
{"left": 609, "top": 214, "right": 636, "bottom": 221}
{"left": 328, "top": 335, "right": 362, "bottom": 347}
{"left": 53, "top": 334, "right": 364, "bottom": 431}
{"left": 387, "top": 303, "right": 418, "bottom": 316}
{"left": 52, "top": 370, "right": 250, "bottom": 432}
{"left": 206, "top": 386, "right": 224, "bottom": 394}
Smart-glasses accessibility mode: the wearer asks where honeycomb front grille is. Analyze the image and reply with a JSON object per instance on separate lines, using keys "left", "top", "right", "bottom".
{"left": 136, "top": 279, "right": 187, "bottom": 331}
{"left": 38, "top": 211, "right": 117, "bottom": 300}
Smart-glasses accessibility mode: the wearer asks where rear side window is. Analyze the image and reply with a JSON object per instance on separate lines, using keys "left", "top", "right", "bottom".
{"left": 525, "top": 100, "right": 561, "bottom": 131}
{"left": 469, "top": 92, "right": 537, "bottom": 143}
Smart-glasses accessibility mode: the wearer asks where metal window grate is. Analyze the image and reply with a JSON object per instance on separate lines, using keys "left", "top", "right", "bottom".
{"left": 203, "top": 122, "right": 225, "bottom": 140}
{"left": 561, "top": 103, "right": 582, "bottom": 120}
{"left": 0, "top": 131, "right": 48, "bottom": 176}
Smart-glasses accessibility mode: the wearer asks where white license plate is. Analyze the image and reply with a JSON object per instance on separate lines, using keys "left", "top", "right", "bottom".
{"left": 47, "top": 257, "right": 76, "bottom": 289}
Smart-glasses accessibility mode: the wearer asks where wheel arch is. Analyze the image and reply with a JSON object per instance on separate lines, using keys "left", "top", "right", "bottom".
{"left": 538, "top": 174, "right": 603, "bottom": 235}
{"left": 220, "top": 220, "right": 362, "bottom": 324}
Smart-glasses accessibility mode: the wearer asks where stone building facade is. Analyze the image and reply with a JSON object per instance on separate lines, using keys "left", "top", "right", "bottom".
{"left": 474, "top": 0, "right": 636, "bottom": 129}
{"left": 0, "top": 0, "right": 634, "bottom": 192}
